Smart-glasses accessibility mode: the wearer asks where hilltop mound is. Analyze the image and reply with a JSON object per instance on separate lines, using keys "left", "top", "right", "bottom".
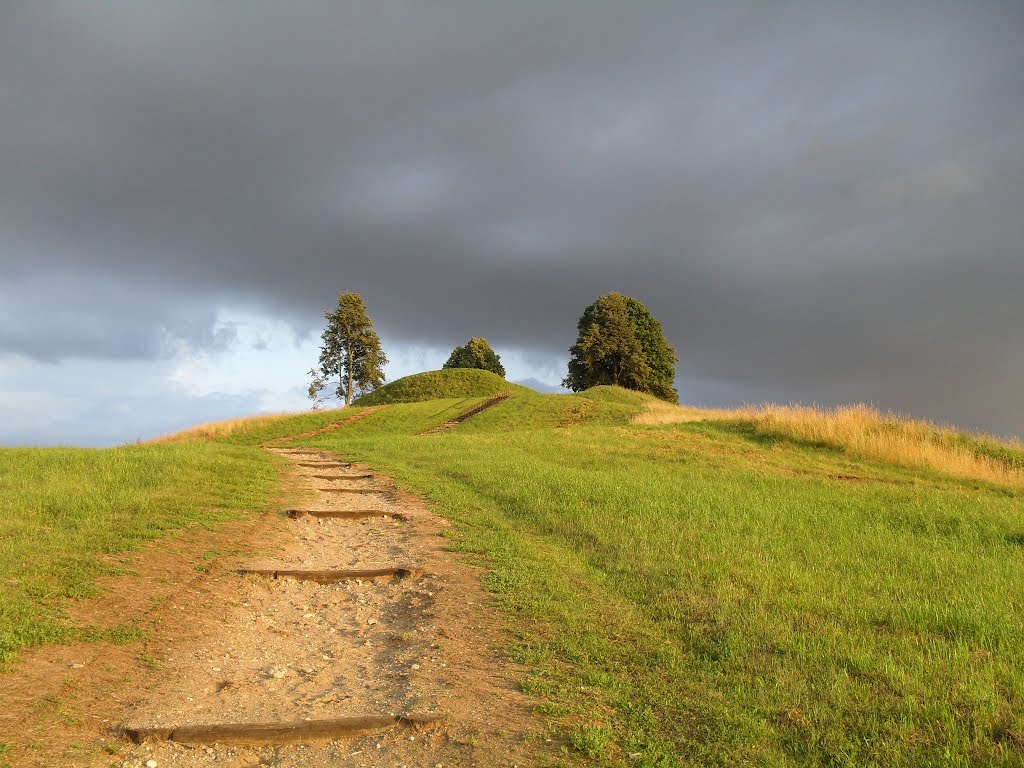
{"left": 576, "top": 384, "right": 660, "bottom": 407}
{"left": 353, "top": 368, "right": 533, "bottom": 406}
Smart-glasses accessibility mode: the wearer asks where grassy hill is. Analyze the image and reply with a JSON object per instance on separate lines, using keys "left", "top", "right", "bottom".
{"left": 352, "top": 367, "right": 533, "bottom": 406}
{"left": 2, "top": 386, "right": 1023, "bottom": 767}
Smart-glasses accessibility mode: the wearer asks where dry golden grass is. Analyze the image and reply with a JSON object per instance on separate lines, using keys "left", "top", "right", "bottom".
{"left": 749, "top": 403, "right": 1024, "bottom": 487}
{"left": 633, "top": 400, "right": 1024, "bottom": 487}
{"left": 148, "top": 412, "right": 301, "bottom": 443}
{"left": 631, "top": 400, "right": 736, "bottom": 425}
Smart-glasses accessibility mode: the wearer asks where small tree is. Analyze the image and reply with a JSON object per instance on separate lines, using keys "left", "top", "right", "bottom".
{"left": 443, "top": 337, "right": 505, "bottom": 377}
{"left": 563, "top": 292, "right": 678, "bottom": 402}
{"left": 308, "top": 292, "right": 387, "bottom": 407}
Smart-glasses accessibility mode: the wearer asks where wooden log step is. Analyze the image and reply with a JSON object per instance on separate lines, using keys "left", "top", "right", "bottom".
{"left": 123, "top": 713, "right": 445, "bottom": 746}
{"left": 285, "top": 509, "right": 408, "bottom": 522}
{"left": 237, "top": 567, "right": 418, "bottom": 583}
{"left": 315, "top": 489, "right": 380, "bottom": 495}
{"left": 298, "top": 461, "right": 352, "bottom": 468}
{"left": 310, "top": 473, "right": 374, "bottom": 481}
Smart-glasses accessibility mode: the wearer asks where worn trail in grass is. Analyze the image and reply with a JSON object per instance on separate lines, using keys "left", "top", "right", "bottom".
{"left": 0, "top": 405, "right": 369, "bottom": 665}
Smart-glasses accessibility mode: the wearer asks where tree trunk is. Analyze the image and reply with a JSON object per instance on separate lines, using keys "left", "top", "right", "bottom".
{"left": 345, "top": 343, "right": 354, "bottom": 406}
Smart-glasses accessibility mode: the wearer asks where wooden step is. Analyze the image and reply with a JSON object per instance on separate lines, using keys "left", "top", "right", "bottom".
{"left": 123, "top": 713, "right": 445, "bottom": 745}
{"left": 237, "top": 567, "right": 418, "bottom": 583}
{"left": 318, "top": 487, "right": 379, "bottom": 494}
{"left": 285, "top": 509, "right": 407, "bottom": 522}
{"left": 310, "top": 473, "right": 374, "bottom": 481}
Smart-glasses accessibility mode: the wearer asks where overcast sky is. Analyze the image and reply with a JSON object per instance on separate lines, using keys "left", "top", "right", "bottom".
{"left": 1, "top": 2, "right": 1022, "bottom": 446}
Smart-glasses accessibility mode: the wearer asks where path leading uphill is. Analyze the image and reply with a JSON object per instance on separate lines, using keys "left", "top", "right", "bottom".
{"left": 419, "top": 395, "right": 510, "bottom": 435}
{"left": 113, "top": 444, "right": 540, "bottom": 768}
{"left": 0, "top": 422, "right": 546, "bottom": 767}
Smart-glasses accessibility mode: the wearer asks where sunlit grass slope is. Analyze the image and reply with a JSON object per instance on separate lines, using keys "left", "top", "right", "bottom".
{"left": 0, "top": 443, "right": 278, "bottom": 663}
{"left": 150, "top": 406, "right": 357, "bottom": 444}
{"left": 352, "top": 368, "right": 533, "bottom": 406}
{"left": 3, "top": 386, "right": 1022, "bottom": 766}
{"left": 638, "top": 400, "right": 1024, "bottom": 488}
{"left": 272, "top": 390, "right": 1024, "bottom": 768}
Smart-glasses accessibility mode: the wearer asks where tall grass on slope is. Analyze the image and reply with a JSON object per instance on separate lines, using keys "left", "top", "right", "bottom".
{"left": 636, "top": 401, "right": 1024, "bottom": 488}
{"left": 149, "top": 407, "right": 364, "bottom": 446}
{"left": 632, "top": 400, "right": 737, "bottom": 425}
{"left": 149, "top": 411, "right": 319, "bottom": 443}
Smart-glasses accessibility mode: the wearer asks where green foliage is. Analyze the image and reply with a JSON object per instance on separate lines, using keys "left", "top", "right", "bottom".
{"left": 308, "top": 292, "right": 387, "bottom": 407}
{"left": 624, "top": 296, "right": 678, "bottom": 402}
{"left": 443, "top": 337, "right": 506, "bottom": 377}
{"left": 353, "top": 368, "right": 530, "bottom": 406}
{"left": 564, "top": 292, "right": 678, "bottom": 402}
{"left": 569, "top": 724, "right": 614, "bottom": 758}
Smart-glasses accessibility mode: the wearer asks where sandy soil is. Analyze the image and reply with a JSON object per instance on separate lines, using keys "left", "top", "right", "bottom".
{"left": 0, "top": 446, "right": 551, "bottom": 767}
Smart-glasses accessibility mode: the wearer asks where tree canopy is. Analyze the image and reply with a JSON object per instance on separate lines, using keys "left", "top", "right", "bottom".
{"left": 563, "top": 292, "right": 678, "bottom": 402}
{"left": 442, "top": 337, "right": 505, "bottom": 377}
{"left": 308, "top": 292, "right": 387, "bottom": 407}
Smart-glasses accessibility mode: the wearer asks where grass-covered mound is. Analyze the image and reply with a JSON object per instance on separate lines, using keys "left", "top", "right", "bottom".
{"left": 284, "top": 396, "right": 1024, "bottom": 767}
{"left": 577, "top": 384, "right": 660, "bottom": 407}
{"left": 5, "top": 382, "right": 1024, "bottom": 766}
{"left": 352, "top": 368, "right": 533, "bottom": 406}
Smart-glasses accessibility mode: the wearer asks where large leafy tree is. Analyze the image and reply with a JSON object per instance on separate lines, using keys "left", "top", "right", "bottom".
{"left": 443, "top": 337, "right": 505, "bottom": 377}
{"left": 622, "top": 296, "right": 678, "bottom": 402}
{"left": 308, "top": 292, "right": 387, "bottom": 407}
{"left": 563, "top": 292, "right": 678, "bottom": 402}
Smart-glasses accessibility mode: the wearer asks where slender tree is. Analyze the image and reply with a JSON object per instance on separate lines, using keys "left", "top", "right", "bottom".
{"left": 308, "top": 292, "right": 387, "bottom": 407}
{"left": 563, "top": 292, "right": 678, "bottom": 402}
{"left": 443, "top": 337, "right": 505, "bottom": 377}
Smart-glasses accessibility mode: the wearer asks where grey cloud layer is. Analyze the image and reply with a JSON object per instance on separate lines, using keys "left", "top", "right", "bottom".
{"left": 1, "top": 2, "right": 1022, "bottom": 435}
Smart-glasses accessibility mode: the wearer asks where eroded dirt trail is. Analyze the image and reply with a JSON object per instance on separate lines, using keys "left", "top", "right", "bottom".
{"left": 116, "top": 447, "right": 540, "bottom": 768}
{"left": 1, "top": 444, "right": 544, "bottom": 767}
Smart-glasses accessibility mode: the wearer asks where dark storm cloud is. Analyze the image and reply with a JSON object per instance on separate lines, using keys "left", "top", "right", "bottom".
{"left": 1, "top": 2, "right": 1022, "bottom": 435}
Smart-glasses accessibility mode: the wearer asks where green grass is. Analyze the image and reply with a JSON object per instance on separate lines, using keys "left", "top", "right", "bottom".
{"left": 3, "top": 386, "right": 1023, "bottom": 766}
{"left": 0, "top": 443, "right": 278, "bottom": 663}
{"left": 275, "top": 393, "right": 1024, "bottom": 767}
{"left": 352, "top": 367, "right": 533, "bottom": 406}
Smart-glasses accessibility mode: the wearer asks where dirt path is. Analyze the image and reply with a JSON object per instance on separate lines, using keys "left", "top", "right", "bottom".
{"left": 0, "top": 446, "right": 548, "bottom": 767}
{"left": 419, "top": 395, "right": 509, "bottom": 435}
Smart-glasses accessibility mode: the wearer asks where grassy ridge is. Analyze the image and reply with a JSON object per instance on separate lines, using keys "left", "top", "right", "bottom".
{"left": 353, "top": 368, "right": 533, "bottom": 406}
{"left": 151, "top": 406, "right": 361, "bottom": 445}
{"left": 0, "top": 443, "right": 279, "bottom": 663}
{"left": 281, "top": 394, "right": 1024, "bottom": 767}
